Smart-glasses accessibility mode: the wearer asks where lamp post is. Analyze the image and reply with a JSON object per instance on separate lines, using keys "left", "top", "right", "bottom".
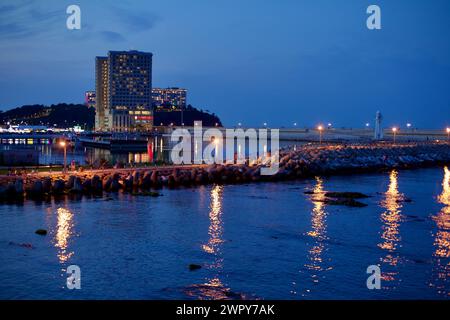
{"left": 447, "top": 127, "right": 450, "bottom": 142}
{"left": 392, "top": 127, "right": 398, "bottom": 144}
{"left": 60, "top": 140, "right": 67, "bottom": 173}
{"left": 318, "top": 125, "right": 324, "bottom": 144}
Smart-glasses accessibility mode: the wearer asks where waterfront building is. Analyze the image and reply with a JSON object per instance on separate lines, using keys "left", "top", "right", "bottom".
{"left": 85, "top": 91, "right": 96, "bottom": 108}
{"left": 95, "top": 57, "right": 109, "bottom": 130}
{"left": 152, "top": 87, "right": 187, "bottom": 111}
{"left": 95, "top": 50, "right": 153, "bottom": 132}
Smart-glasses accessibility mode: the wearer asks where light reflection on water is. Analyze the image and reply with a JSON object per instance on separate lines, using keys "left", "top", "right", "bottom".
{"left": 1, "top": 138, "right": 170, "bottom": 165}
{"left": 186, "top": 185, "right": 234, "bottom": 300}
{"left": 306, "top": 177, "right": 329, "bottom": 269}
{"left": 2, "top": 168, "right": 450, "bottom": 299}
{"left": 202, "top": 185, "right": 224, "bottom": 255}
{"left": 431, "top": 166, "right": 450, "bottom": 296}
{"left": 300, "top": 177, "right": 332, "bottom": 296}
{"left": 54, "top": 207, "right": 75, "bottom": 264}
{"left": 378, "top": 170, "right": 404, "bottom": 284}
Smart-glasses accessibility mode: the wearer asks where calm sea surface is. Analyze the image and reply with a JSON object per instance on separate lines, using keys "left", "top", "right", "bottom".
{"left": 1, "top": 138, "right": 167, "bottom": 165}
{"left": 0, "top": 167, "right": 449, "bottom": 299}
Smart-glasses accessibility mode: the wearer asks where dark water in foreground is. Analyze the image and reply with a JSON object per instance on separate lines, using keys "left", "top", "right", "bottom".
{"left": 0, "top": 167, "right": 449, "bottom": 300}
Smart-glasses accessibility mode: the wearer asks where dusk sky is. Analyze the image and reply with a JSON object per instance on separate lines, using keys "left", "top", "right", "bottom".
{"left": 0, "top": 0, "right": 449, "bottom": 128}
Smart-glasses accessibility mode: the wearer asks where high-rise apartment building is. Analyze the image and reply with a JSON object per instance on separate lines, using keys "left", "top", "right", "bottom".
{"left": 95, "top": 57, "right": 109, "bottom": 130}
{"left": 152, "top": 87, "right": 187, "bottom": 111}
{"left": 95, "top": 50, "right": 153, "bottom": 131}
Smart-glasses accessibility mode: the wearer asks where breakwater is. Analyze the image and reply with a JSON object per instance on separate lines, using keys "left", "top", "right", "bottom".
{"left": 1, "top": 142, "right": 450, "bottom": 199}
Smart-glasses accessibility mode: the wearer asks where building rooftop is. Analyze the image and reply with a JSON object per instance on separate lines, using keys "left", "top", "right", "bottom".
{"left": 108, "top": 50, "right": 153, "bottom": 56}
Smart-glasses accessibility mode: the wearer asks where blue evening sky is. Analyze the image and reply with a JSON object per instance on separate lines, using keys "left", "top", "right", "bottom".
{"left": 0, "top": 0, "right": 449, "bottom": 128}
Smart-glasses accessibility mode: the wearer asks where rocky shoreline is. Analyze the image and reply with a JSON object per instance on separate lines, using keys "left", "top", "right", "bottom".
{"left": 1, "top": 142, "right": 450, "bottom": 200}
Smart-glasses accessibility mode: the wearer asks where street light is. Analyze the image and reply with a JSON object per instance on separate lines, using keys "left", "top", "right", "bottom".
{"left": 60, "top": 140, "right": 67, "bottom": 173}
{"left": 447, "top": 127, "right": 450, "bottom": 141}
{"left": 392, "top": 127, "right": 398, "bottom": 144}
{"left": 317, "top": 125, "right": 324, "bottom": 144}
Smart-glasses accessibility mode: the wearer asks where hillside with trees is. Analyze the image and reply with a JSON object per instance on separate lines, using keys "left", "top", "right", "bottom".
{"left": 0, "top": 104, "right": 95, "bottom": 129}
{"left": 0, "top": 103, "right": 222, "bottom": 130}
{"left": 154, "top": 104, "right": 222, "bottom": 127}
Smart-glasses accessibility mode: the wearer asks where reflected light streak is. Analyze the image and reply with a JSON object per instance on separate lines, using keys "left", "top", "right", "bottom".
{"left": 379, "top": 170, "right": 403, "bottom": 257}
{"left": 188, "top": 185, "right": 234, "bottom": 300}
{"left": 55, "top": 207, "right": 74, "bottom": 263}
{"left": 378, "top": 170, "right": 404, "bottom": 284}
{"left": 202, "top": 185, "right": 224, "bottom": 255}
{"left": 434, "top": 166, "right": 450, "bottom": 258}
{"left": 431, "top": 166, "right": 450, "bottom": 296}
{"left": 304, "top": 177, "right": 331, "bottom": 282}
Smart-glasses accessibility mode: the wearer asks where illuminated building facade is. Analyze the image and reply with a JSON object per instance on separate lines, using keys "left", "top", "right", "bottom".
{"left": 85, "top": 91, "right": 96, "bottom": 109}
{"left": 95, "top": 57, "right": 109, "bottom": 130}
{"left": 152, "top": 87, "right": 187, "bottom": 111}
{"left": 95, "top": 50, "right": 153, "bottom": 131}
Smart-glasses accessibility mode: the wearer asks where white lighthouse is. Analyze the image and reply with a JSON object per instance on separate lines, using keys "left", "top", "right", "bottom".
{"left": 374, "top": 111, "right": 383, "bottom": 140}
